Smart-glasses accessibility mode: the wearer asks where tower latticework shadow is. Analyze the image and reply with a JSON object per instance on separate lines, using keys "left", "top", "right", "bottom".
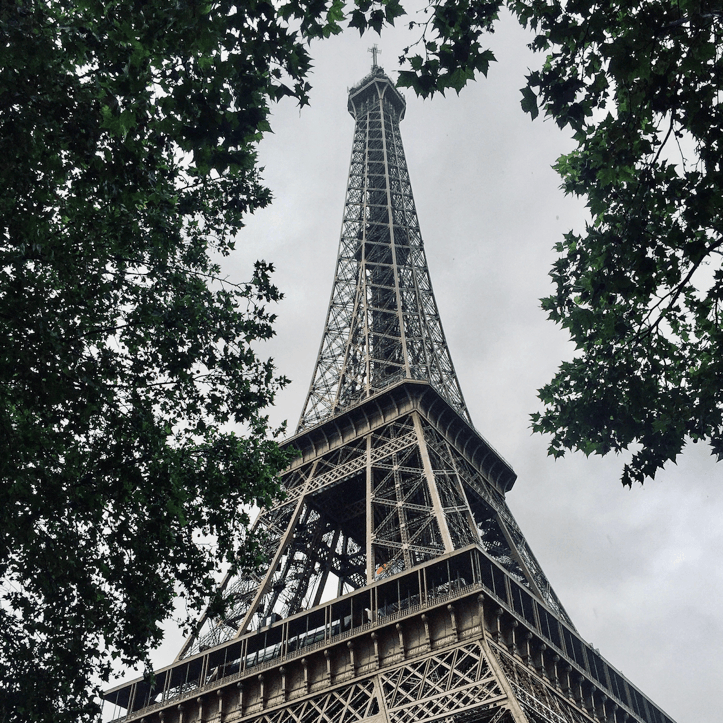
{"left": 105, "top": 65, "right": 676, "bottom": 723}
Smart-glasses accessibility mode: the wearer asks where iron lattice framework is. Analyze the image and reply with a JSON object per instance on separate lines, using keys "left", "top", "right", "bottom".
{"left": 298, "top": 68, "right": 469, "bottom": 432}
{"left": 175, "top": 394, "right": 572, "bottom": 661}
{"left": 104, "top": 66, "right": 677, "bottom": 723}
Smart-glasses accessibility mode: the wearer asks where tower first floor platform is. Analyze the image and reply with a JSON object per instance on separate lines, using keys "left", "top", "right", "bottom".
{"left": 104, "top": 545, "right": 673, "bottom": 723}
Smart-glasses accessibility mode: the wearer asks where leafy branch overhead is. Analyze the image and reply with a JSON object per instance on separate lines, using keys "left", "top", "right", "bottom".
{"left": 0, "top": 1, "right": 318, "bottom": 720}
{"left": 515, "top": 1, "right": 723, "bottom": 486}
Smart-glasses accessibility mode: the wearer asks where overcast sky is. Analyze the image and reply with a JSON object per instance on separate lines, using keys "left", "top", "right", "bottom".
{"left": 139, "top": 10, "right": 721, "bottom": 723}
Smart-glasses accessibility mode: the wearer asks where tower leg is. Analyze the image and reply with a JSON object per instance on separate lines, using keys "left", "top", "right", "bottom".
{"left": 483, "top": 637, "right": 531, "bottom": 723}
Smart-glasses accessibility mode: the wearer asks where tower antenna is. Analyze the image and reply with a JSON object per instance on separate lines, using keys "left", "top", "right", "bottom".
{"left": 368, "top": 43, "right": 381, "bottom": 69}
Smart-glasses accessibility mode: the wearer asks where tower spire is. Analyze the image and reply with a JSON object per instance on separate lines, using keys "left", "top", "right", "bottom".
{"left": 368, "top": 43, "right": 380, "bottom": 69}
{"left": 298, "top": 68, "right": 470, "bottom": 432}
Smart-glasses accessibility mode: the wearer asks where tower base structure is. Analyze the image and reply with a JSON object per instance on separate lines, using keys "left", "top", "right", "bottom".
{"left": 104, "top": 384, "right": 673, "bottom": 723}
{"left": 105, "top": 548, "right": 665, "bottom": 723}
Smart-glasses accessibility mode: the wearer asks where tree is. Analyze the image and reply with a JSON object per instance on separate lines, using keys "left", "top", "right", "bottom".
{"left": 0, "top": 1, "right": 313, "bottom": 720}
{"left": 394, "top": 0, "right": 723, "bottom": 486}
{"left": 523, "top": 0, "right": 723, "bottom": 486}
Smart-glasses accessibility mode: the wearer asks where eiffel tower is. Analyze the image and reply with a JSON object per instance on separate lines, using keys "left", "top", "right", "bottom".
{"left": 104, "top": 62, "right": 677, "bottom": 723}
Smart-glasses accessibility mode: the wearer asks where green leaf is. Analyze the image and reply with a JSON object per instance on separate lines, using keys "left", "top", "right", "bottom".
{"left": 520, "top": 84, "right": 539, "bottom": 119}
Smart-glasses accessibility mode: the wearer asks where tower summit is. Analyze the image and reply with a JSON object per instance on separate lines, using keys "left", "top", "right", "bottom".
{"left": 299, "top": 64, "right": 469, "bottom": 432}
{"left": 104, "top": 67, "right": 677, "bottom": 723}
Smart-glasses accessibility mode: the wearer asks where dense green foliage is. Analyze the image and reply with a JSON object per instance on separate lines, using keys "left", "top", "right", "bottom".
{"left": 522, "top": 1, "right": 723, "bottom": 486}
{"left": 395, "top": 1, "right": 723, "bottom": 486}
{"left": 2, "top": 0, "right": 721, "bottom": 720}
{"left": 0, "top": 1, "right": 316, "bottom": 720}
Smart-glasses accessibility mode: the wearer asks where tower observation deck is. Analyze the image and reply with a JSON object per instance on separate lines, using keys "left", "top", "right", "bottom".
{"left": 104, "top": 66, "right": 677, "bottom": 723}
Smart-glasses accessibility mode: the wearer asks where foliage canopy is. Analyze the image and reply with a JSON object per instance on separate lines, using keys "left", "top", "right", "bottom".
{"left": 520, "top": 0, "right": 723, "bottom": 486}
{"left": 0, "top": 0, "right": 312, "bottom": 719}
